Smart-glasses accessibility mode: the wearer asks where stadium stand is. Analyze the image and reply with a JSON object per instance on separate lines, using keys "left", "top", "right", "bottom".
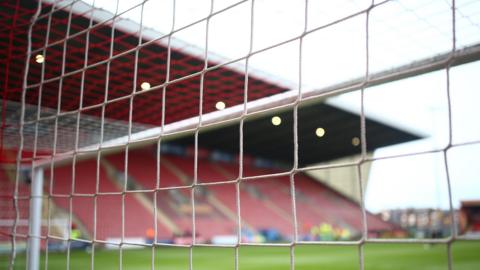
{"left": 45, "top": 159, "right": 169, "bottom": 242}
{"left": 0, "top": 168, "right": 31, "bottom": 242}
{"left": 53, "top": 146, "right": 396, "bottom": 242}
{"left": 105, "top": 149, "right": 237, "bottom": 240}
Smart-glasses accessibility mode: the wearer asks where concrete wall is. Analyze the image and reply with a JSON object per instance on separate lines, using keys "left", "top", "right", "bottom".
{"left": 305, "top": 154, "right": 372, "bottom": 203}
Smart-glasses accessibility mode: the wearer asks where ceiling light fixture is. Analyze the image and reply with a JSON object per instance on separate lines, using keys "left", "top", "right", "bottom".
{"left": 140, "top": 82, "right": 151, "bottom": 90}
{"left": 271, "top": 116, "right": 282, "bottom": 126}
{"left": 352, "top": 137, "right": 360, "bottom": 146}
{"left": 35, "top": 54, "right": 45, "bottom": 64}
{"left": 315, "top": 127, "right": 325, "bottom": 137}
{"left": 215, "top": 101, "right": 226, "bottom": 110}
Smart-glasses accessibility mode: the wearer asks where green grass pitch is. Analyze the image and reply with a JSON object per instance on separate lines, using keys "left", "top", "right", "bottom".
{"left": 3, "top": 241, "right": 479, "bottom": 269}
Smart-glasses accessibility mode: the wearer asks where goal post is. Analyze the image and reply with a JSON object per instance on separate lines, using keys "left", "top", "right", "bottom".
{"left": 27, "top": 167, "right": 43, "bottom": 270}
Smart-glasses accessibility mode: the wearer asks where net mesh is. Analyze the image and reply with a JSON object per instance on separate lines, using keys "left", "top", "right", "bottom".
{"left": 1, "top": 0, "right": 480, "bottom": 269}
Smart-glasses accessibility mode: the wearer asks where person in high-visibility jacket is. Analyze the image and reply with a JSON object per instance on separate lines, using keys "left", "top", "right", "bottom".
{"left": 71, "top": 225, "right": 81, "bottom": 240}
{"left": 70, "top": 223, "right": 88, "bottom": 249}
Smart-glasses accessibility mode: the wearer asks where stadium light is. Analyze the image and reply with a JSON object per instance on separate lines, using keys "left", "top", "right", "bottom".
{"left": 315, "top": 127, "right": 326, "bottom": 137}
{"left": 35, "top": 54, "right": 44, "bottom": 63}
{"left": 140, "top": 82, "right": 151, "bottom": 90}
{"left": 271, "top": 116, "right": 282, "bottom": 126}
{"left": 352, "top": 137, "right": 360, "bottom": 146}
{"left": 215, "top": 101, "right": 226, "bottom": 110}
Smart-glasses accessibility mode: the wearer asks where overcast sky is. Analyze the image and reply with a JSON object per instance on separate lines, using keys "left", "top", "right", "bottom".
{"left": 67, "top": 0, "right": 480, "bottom": 212}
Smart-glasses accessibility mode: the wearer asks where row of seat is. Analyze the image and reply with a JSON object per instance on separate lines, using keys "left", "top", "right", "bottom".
{"left": 1, "top": 148, "right": 395, "bottom": 242}
{"left": 0, "top": 168, "right": 31, "bottom": 241}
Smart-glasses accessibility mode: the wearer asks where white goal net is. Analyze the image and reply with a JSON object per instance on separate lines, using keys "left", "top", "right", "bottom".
{"left": 1, "top": 0, "right": 480, "bottom": 269}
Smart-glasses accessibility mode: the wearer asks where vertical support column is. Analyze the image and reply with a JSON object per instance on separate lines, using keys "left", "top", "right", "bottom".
{"left": 27, "top": 167, "right": 43, "bottom": 270}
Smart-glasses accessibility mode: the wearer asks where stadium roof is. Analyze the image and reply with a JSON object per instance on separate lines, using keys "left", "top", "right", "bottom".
{"left": 12, "top": 0, "right": 480, "bottom": 166}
